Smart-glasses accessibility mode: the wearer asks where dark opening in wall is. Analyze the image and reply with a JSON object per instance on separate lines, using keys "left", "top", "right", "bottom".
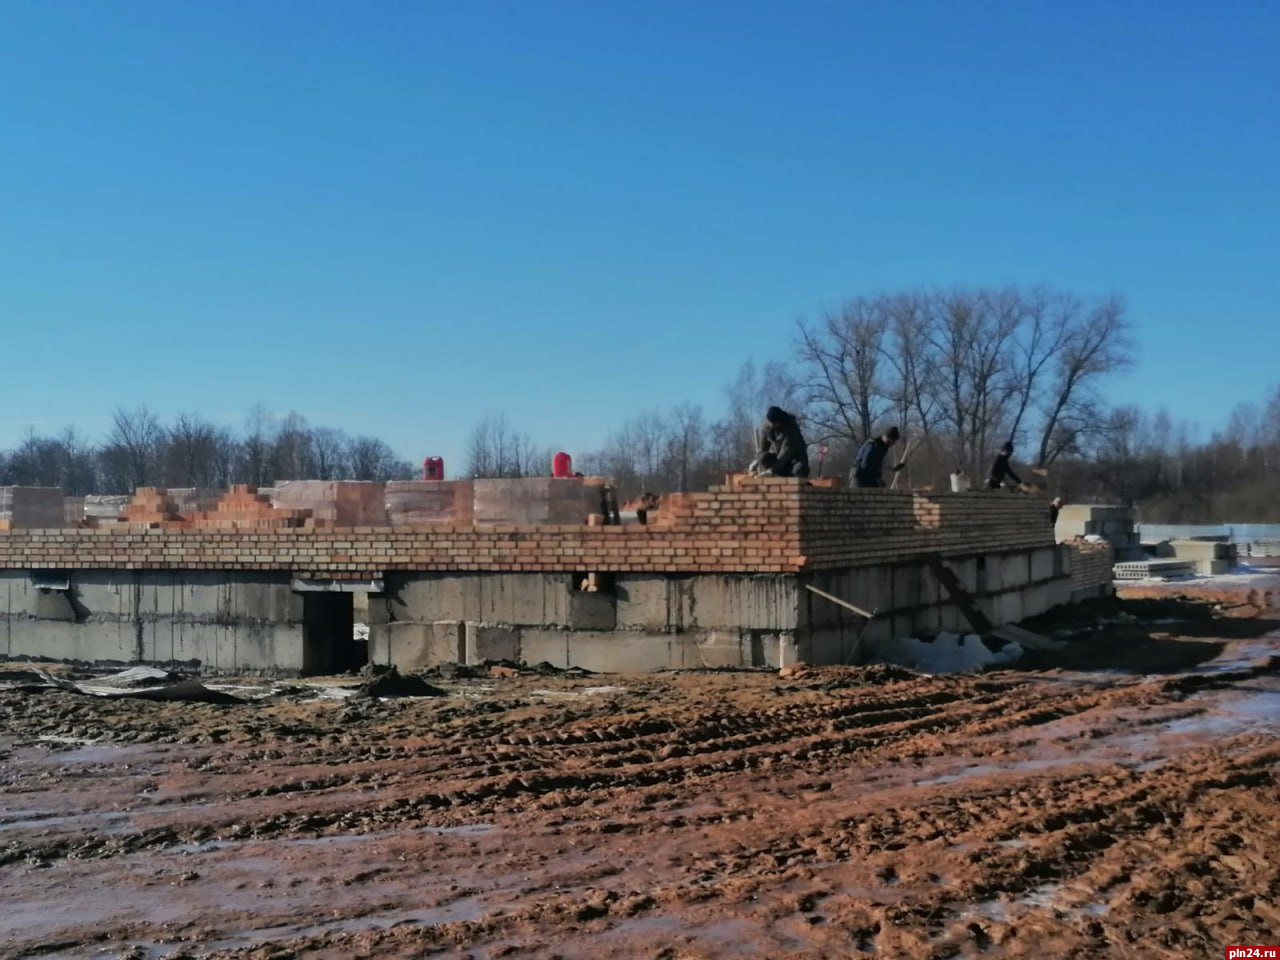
{"left": 571, "top": 572, "right": 617, "bottom": 594}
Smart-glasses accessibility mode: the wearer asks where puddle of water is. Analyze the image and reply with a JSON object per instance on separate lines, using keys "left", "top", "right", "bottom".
{"left": 969, "top": 883, "right": 1109, "bottom": 923}
{"left": 169, "top": 823, "right": 497, "bottom": 857}
{"left": 0, "top": 810, "right": 131, "bottom": 834}
{"left": 915, "top": 757, "right": 1075, "bottom": 786}
{"left": 529, "top": 687, "right": 625, "bottom": 699}
{"left": 185, "top": 896, "right": 491, "bottom": 953}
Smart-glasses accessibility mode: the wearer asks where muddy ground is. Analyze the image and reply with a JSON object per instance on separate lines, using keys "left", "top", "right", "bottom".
{"left": 2, "top": 596, "right": 1278, "bottom": 960}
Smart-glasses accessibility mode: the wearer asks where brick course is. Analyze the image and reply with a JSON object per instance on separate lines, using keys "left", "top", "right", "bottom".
{"left": 1067, "top": 540, "right": 1115, "bottom": 591}
{"left": 0, "top": 479, "right": 1053, "bottom": 576}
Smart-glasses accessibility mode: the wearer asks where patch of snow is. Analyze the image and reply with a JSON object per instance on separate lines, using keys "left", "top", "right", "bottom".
{"left": 869, "top": 632, "right": 1023, "bottom": 674}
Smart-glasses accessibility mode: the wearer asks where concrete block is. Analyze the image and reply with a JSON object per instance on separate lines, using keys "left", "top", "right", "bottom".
{"left": 1030, "top": 547, "right": 1056, "bottom": 583}
{"left": 570, "top": 591, "right": 617, "bottom": 630}
{"left": 696, "top": 630, "right": 746, "bottom": 668}
{"left": 563, "top": 630, "right": 674, "bottom": 673}
{"left": 370, "top": 621, "right": 463, "bottom": 670}
{"left": 891, "top": 565, "right": 924, "bottom": 613}
{"left": 389, "top": 573, "right": 573, "bottom": 627}
{"left": 689, "top": 575, "right": 799, "bottom": 631}
{"left": 775, "top": 632, "right": 803, "bottom": 669}
{"left": 465, "top": 622, "right": 520, "bottom": 664}
{"left": 33, "top": 589, "right": 76, "bottom": 621}
{"left": 992, "top": 590, "right": 1024, "bottom": 626}
{"left": 519, "top": 629, "right": 568, "bottom": 669}
{"left": 615, "top": 575, "right": 671, "bottom": 630}
{"left": 1021, "top": 583, "right": 1051, "bottom": 619}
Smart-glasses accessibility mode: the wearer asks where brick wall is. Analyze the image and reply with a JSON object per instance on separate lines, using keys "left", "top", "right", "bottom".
{"left": 0, "top": 479, "right": 1053, "bottom": 577}
{"left": 1067, "top": 540, "right": 1115, "bottom": 591}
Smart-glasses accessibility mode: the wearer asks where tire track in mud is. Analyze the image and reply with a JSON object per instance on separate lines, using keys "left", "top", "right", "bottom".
{"left": 3, "top": 663, "right": 1273, "bottom": 869}
{"left": 3, "top": 647, "right": 1278, "bottom": 959}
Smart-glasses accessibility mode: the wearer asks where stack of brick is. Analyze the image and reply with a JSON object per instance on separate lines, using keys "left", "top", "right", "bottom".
{"left": 119, "top": 488, "right": 186, "bottom": 527}
{"left": 268, "top": 481, "right": 388, "bottom": 528}
{"left": 166, "top": 488, "right": 224, "bottom": 517}
{"left": 472, "top": 477, "right": 604, "bottom": 525}
{"left": 1067, "top": 540, "right": 1115, "bottom": 599}
{"left": 187, "top": 485, "right": 312, "bottom": 530}
{"left": 385, "top": 480, "right": 475, "bottom": 526}
{"left": 0, "top": 487, "right": 66, "bottom": 530}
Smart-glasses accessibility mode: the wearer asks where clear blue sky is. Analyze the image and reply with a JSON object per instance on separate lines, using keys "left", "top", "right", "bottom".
{"left": 2, "top": 0, "right": 1276, "bottom": 472}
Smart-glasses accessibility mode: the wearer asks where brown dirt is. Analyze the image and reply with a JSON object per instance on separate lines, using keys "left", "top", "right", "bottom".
{"left": 2, "top": 603, "right": 1279, "bottom": 960}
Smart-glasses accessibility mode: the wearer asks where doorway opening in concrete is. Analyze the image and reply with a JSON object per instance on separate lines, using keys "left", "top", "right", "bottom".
{"left": 572, "top": 571, "right": 616, "bottom": 594}
{"left": 301, "top": 591, "right": 363, "bottom": 675}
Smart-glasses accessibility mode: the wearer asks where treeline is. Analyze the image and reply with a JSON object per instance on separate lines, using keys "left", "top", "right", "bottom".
{"left": 464, "top": 284, "right": 1280, "bottom": 522}
{"left": 8, "top": 283, "right": 1278, "bottom": 524}
{"left": 0, "top": 406, "right": 416, "bottom": 495}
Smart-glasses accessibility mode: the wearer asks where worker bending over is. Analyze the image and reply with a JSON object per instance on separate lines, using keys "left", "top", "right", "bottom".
{"left": 751, "top": 406, "right": 811, "bottom": 478}
{"left": 987, "top": 441, "right": 1023, "bottom": 490}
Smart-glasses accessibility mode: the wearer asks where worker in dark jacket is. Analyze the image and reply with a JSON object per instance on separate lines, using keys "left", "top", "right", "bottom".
{"left": 851, "top": 427, "right": 903, "bottom": 488}
{"left": 754, "top": 406, "right": 810, "bottom": 478}
{"left": 1049, "top": 496, "right": 1063, "bottom": 525}
{"left": 987, "top": 441, "right": 1023, "bottom": 490}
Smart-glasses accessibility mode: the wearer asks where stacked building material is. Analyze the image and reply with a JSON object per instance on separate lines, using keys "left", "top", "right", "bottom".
{"left": 267, "top": 481, "right": 388, "bottom": 528}
{"left": 1154, "top": 538, "right": 1236, "bottom": 575}
{"left": 1054, "top": 504, "right": 1141, "bottom": 559}
{"left": 472, "top": 477, "right": 603, "bottom": 526}
{"left": 187, "top": 485, "right": 312, "bottom": 530}
{"left": 84, "top": 495, "right": 132, "bottom": 524}
{"left": 63, "top": 496, "right": 86, "bottom": 526}
{"left": 166, "top": 488, "right": 224, "bottom": 517}
{"left": 0, "top": 487, "right": 66, "bottom": 530}
{"left": 385, "top": 480, "right": 475, "bottom": 526}
{"left": 120, "top": 487, "right": 185, "bottom": 526}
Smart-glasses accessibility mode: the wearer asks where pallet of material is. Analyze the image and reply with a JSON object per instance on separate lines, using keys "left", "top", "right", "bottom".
{"left": 269, "top": 481, "right": 389, "bottom": 527}
{"left": 472, "top": 477, "right": 603, "bottom": 526}
{"left": 0, "top": 487, "right": 67, "bottom": 529}
{"left": 1113, "top": 559, "right": 1195, "bottom": 580}
{"left": 385, "top": 480, "right": 475, "bottom": 526}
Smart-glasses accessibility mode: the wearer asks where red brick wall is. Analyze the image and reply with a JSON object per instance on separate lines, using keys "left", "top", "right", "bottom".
{"left": 1067, "top": 540, "right": 1115, "bottom": 591}
{"left": 0, "top": 479, "right": 1052, "bottom": 576}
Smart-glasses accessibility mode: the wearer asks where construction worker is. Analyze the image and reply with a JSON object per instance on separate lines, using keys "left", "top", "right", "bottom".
{"left": 752, "top": 406, "right": 810, "bottom": 478}
{"left": 852, "top": 427, "right": 904, "bottom": 488}
{"left": 987, "top": 441, "right": 1023, "bottom": 490}
{"left": 1049, "top": 496, "right": 1064, "bottom": 525}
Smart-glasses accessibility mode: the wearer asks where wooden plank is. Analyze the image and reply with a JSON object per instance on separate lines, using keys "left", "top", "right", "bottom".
{"left": 990, "top": 624, "right": 1061, "bottom": 651}
{"left": 925, "top": 554, "right": 993, "bottom": 634}
{"left": 804, "top": 583, "right": 876, "bottom": 620}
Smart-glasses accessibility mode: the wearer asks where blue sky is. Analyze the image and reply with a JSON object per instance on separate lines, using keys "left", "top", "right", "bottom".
{"left": 2, "top": 0, "right": 1276, "bottom": 472}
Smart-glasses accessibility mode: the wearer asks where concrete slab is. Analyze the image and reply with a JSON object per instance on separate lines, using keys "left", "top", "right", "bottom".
{"left": 466, "top": 622, "right": 520, "bottom": 664}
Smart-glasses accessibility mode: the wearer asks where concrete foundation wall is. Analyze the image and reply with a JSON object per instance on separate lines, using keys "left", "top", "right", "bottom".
{"left": 0, "top": 570, "right": 308, "bottom": 673}
{"left": 370, "top": 549, "right": 1072, "bottom": 673}
{"left": 369, "top": 571, "right": 801, "bottom": 673}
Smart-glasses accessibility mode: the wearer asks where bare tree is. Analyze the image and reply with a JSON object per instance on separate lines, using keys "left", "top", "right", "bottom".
{"left": 239, "top": 405, "right": 274, "bottom": 487}
{"left": 309, "top": 427, "right": 349, "bottom": 480}
{"left": 463, "top": 414, "right": 553, "bottom": 478}
{"left": 664, "top": 403, "right": 707, "bottom": 492}
{"left": 271, "top": 412, "right": 312, "bottom": 480}
{"left": 796, "top": 299, "right": 893, "bottom": 445}
{"left": 1035, "top": 294, "right": 1132, "bottom": 467}
{"left": 347, "top": 435, "right": 398, "bottom": 481}
{"left": 101, "top": 406, "right": 164, "bottom": 491}
{"left": 165, "top": 413, "right": 222, "bottom": 488}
